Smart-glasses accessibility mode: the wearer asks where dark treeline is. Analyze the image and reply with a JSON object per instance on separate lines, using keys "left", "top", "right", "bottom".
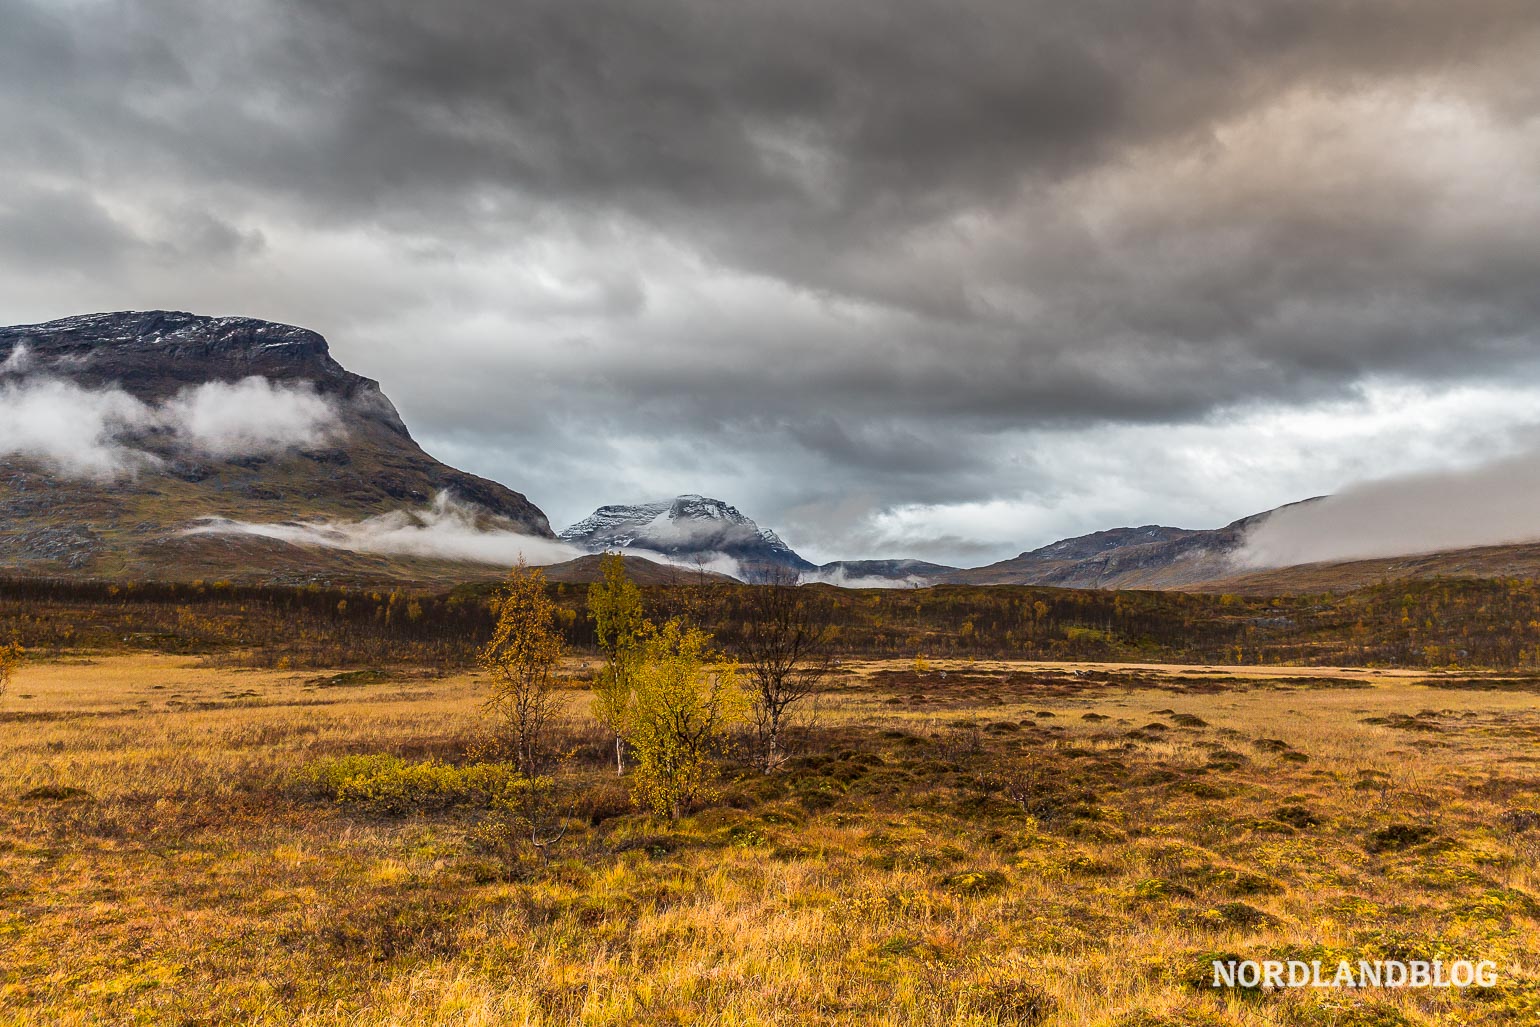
{"left": 2, "top": 574, "right": 1539, "bottom": 670}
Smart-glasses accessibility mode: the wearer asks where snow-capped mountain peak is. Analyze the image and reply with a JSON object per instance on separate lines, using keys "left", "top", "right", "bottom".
{"left": 559, "top": 494, "right": 813, "bottom": 581}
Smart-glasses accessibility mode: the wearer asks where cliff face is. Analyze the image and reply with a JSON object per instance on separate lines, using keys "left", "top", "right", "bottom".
{"left": 0, "top": 311, "right": 552, "bottom": 583}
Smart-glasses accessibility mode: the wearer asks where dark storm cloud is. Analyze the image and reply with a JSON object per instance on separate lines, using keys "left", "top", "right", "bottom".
{"left": 4, "top": 0, "right": 1540, "bottom": 560}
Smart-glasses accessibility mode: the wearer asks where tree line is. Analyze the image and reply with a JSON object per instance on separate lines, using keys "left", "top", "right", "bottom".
{"left": 5, "top": 573, "right": 1540, "bottom": 670}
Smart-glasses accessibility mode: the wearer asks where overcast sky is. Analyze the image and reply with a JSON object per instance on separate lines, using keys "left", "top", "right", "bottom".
{"left": 4, "top": 0, "right": 1540, "bottom": 565}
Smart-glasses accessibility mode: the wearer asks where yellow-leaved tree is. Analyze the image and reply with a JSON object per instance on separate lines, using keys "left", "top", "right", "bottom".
{"left": 627, "top": 618, "right": 744, "bottom": 819}
{"left": 0, "top": 641, "right": 21, "bottom": 701}
{"left": 477, "top": 562, "right": 568, "bottom": 870}
{"left": 480, "top": 562, "right": 564, "bottom": 779}
{"left": 587, "top": 553, "right": 648, "bottom": 774}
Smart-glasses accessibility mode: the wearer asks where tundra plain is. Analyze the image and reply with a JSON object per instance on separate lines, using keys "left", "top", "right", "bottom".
{"left": 3, "top": 654, "right": 1539, "bottom": 1026}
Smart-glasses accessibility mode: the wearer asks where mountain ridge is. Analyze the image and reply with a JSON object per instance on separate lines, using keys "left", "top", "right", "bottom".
{"left": 0, "top": 310, "right": 552, "bottom": 582}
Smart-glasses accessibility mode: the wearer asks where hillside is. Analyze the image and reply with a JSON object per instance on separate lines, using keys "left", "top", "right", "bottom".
{"left": 941, "top": 514, "right": 1266, "bottom": 589}
{"left": 1193, "top": 539, "right": 1540, "bottom": 594}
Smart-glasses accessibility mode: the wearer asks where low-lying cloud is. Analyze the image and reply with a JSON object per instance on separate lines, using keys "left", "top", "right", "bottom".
{"left": 0, "top": 375, "right": 157, "bottom": 479}
{"left": 0, "top": 371, "right": 344, "bottom": 477}
{"left": 0, "top": 343, "right": 32, "bottom": 375}
{"left": 1238, "top": 450, "right": 1540, "bottom": 567}
{"left": 162, "top": 377, "right": 341, "bottom": 458}
{"left": 797, "top": 567, "right": 931, "bottom": 589}
{"left": 188, "top": 492, "right": 580, "bottom": 566}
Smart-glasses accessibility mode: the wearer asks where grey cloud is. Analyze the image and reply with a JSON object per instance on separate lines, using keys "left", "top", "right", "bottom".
{"left": 0, "top": 185, "right": 140, "bottom": 270}
{"left": 0, "top": 376, "right": 157, "bottom": 479}
{"left": 161, "top": 377, "right": 343, "bottom": 458}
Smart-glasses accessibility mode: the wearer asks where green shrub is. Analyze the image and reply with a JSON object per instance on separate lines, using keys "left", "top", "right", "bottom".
{"left": 300, "top": 754, "right": 519, "bottom": 814}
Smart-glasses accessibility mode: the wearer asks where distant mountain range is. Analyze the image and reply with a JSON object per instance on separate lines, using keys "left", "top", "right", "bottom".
{"left": 557, "top": 498, "right": 968, "bottom": 585}
{"left": 4, "top": 310, "right": 1539, "bottom": 594}
{"left": 557, "top": 495, "right": 1540, "bottom": 595}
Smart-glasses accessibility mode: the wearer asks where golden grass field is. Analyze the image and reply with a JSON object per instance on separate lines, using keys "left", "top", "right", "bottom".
{"left": 2, "top": 654, "right": 1539, "bottom": 1026}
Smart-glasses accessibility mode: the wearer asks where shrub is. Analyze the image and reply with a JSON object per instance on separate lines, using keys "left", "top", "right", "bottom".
{"left": 1271, "top": 804, "right": 1321, "bottom": 829}
{"left": 300, "top": 754, "right": 519, "bottom": 815}
{"left": 627, "top": 619, "right": 745, "bottom": 818}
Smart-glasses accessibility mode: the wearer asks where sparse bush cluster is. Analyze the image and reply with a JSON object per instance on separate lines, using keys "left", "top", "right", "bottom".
{"left": 299, "top": 754, "right": 520, "bottom": 815}
{"left": 295, "top": 554, "right": 834, "bottom": 877}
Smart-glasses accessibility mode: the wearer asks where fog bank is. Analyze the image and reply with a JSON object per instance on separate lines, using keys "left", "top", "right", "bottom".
{"left": 1238, "top": 451, "right": 1540, "bottom": 567}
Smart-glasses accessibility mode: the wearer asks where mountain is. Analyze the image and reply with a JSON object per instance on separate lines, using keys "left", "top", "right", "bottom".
{"left": 940, "top": 506, "right": 1310, "bottom": 590}
{"left": 5, "top": 313, "right": 1533, "bottom": 595}
{"left": 559, "top": 495, "right": 814, "bottom": 582}
{"left": 937, "top": 497, "right": 1540, "bottom": 593}
{"left": 0, "top": 311, "right": 552, "bottom": 583}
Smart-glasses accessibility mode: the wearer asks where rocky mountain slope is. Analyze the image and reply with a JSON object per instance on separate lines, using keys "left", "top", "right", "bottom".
{"left": 940, "top": 504, "right": 1317, "bottom": 590}
{"left": 559, "top": 495, "right": 815, "bottom": 582}
{"left": 0, "top": 311, "right": 552, "bottom": 582}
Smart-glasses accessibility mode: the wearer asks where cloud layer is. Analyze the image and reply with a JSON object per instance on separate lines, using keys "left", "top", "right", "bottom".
{"left": 0, "top": 370, "right": 343, "bottom": 478}
{"left": 4, "top": 1, "right": 1540, "bottom": 560}
{"left": 162, "top": 376, "right": 342, "bottom": 459}
{"left": 1239, "top": 448, "right": 1540, "bottom": 568}
{"left": 0, "top": 375, "right": 157, "bottom": 479}
{"left": 188, "top": 492, "right": 579, "bottom": 567}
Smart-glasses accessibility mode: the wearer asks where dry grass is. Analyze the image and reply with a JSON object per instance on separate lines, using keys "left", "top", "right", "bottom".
{"left": 2, "top": 655, "right": 1539, "bottom": 1025}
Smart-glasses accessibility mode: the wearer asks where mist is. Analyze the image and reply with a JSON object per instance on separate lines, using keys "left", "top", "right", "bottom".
{"left": 162, "top": 377, "right": 343, "bottom": 458}
{"left": 1238, "top": 450, "right": 1540, "bottom": 567}
{"left": 188, "top": 492, "right": 582, "bottom": 567}
{"left": 1, "top": 343, "right": 32, "bottom": 375}
{"left": 798, "top": 568, "right": 930, "bottom": 590}
{"left": 0, "top": 376, "right": 157, "bottom": 479}
{"left": 0, "top": 372, "right": 346, "bottom": 476}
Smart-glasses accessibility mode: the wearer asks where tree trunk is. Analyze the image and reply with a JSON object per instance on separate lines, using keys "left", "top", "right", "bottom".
{"left": 763, "top": 710, "right": 781, "bottom": 773}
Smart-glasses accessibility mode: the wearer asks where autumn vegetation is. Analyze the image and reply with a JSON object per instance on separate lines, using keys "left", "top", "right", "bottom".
{"left": 2, "top": 565, "right": 1539, "bottom": 1024}
{"left": 9, "top": 573, "right": 1540, "bottom": 672}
